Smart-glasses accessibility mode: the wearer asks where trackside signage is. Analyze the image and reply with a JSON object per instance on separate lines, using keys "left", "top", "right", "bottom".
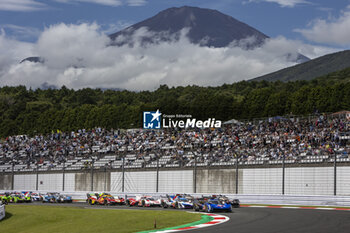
{"left": 0, "top": 204, "right": 5, "bottom": 221}
{"left": 143, "top": 110, "right": 222, "bottom": 129}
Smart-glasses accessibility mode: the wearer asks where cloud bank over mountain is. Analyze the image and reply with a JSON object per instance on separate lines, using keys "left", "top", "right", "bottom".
{"left": 0, "top": 23, "right": 337, "bottom": 91}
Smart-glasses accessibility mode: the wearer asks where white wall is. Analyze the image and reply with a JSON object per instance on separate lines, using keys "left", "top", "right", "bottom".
{"left": 38, "top": 173, "right": 63, "bottom": 191}
{"left": 124, "top": 171, "right": 157, "bottom": 193}
{"left": 241, "top": 168, "right": 282, "bottom": 194}
{"left": 14, "top": 174, "right": 36, "bottom": 190}
{"left": 337, "top": 167, "right": 350, "bottom": 196}
{"left": 159, "top": 170, "right": 193, "bottom": 193}
{"left": 7, "top": 166, "right": 350, "bottom": 196}
{"left": 110, "top": 172, "right": 122, "bottom": 192}
{"left": 64, "top": 173, "right": 75, "bottom": 192}
{"left": 285, "top": 167, "right": 334, "bottom": 195}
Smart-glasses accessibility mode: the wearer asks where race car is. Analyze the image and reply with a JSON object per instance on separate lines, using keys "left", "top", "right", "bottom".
{"left": 160, "top": 195, "right": 174, "bottom": 208}
{"left": 29, "top": 192, "right": 44, "bottom": 201}
{"left": 21, "top": 192, "right": 32, "bottom": 203}
{"left": 9, "top": 193, "right": 25, "bottom": 203}
{"left": 217, "top": 195, "right": 240, "bottom": 208}
{"left": 138, "top": 196, "right": 162, "bottom": 207}
{"left": 194, "top": 198, "right": 232, "bottom": 213}
{"left": 87, "top": 193, "right": 99, "bottom": 205}
{"left": 161, "top": 194, "right": 194, "bottom": 209}
{"left": 43, "top": 193, "right": 72, "bottom": 203}
{"left": 87, "top": 193, "right": 123, "bottom": 205}
{"left": 96, "top": 193, "right": 123, "bottom": 205}
{"left": 125, "top": 195, "right": 142, "bottom": 206}
{"left": 0, "top": 194, "right": 10, "bottom": 204}
{"left": 171, "top": 195, "right": 194, "bottom": 209}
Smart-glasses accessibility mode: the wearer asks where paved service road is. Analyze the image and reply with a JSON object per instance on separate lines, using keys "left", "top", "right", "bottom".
{"left": 191, "top": 207, "right": 350, "bottom": 233}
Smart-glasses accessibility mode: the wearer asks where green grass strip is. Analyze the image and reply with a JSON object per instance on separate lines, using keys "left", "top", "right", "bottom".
{"left": 138, "top": 214, "right": 214, "bottom": 233}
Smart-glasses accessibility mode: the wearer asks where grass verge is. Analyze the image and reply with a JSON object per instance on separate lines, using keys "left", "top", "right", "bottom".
{"left": 1, "top": 205, "right": 202, "bottom": 233}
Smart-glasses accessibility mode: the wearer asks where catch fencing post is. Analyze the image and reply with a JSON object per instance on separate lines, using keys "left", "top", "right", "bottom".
{"left": 122, "top": 151, "right": 125, "bottom": 193}
{"left": 62, "top": 161, "right": 65, "bottom": 192}
{"left": 104, "top": 166, "right": 107, "bottom": 191}
{"left": 156, "top": 150, "right": 160, "bottom": 193}
{"left": 334, "top": 151, "right": 337, "bottom": 196}
{"left": 282, "top": 152, "right": 285, "bottom": 195}
{"left": 91, "top": 158, "right": 94, "bottom": 191}
{"left": 194, "top": 146, "right": 197, "bottom": 194}
{"left": 235, "top": 153, "right": 238, "bottom": 194}
{"left": 36, "top": 164, "right": 39, "bottom": 191}
{"left": 11, "top": 162, "right": 14, "bottom": 190}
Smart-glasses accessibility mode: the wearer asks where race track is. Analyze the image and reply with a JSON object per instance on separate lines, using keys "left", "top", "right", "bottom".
{"left": 10, "top": 202, "right": 350, "bottom": 233}
{"left": 193, "top": 207, "right": 350, "bottom": 233}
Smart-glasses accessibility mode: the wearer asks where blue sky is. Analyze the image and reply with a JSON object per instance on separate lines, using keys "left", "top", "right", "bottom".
{"left": 0, "top": 0, "right": 349, "bottom": 48}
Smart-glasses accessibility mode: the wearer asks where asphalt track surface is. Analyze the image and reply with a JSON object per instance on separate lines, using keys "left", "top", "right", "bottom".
{"left": 10, "top": 202, "right": 350, "bottom": 233}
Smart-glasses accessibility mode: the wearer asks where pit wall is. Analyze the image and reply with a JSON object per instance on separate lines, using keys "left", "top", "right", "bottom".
{"left": 1, "top": 166, "right": 350, "bottom": 196}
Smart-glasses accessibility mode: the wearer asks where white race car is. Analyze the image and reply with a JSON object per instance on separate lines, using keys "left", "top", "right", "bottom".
{"left": 139, "top": 196, "right": 162, "bottom": 207}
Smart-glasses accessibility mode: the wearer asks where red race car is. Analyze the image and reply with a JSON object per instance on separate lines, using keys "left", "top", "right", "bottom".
{"left": 125, "top": 195, "right": 142, "bottom": 206}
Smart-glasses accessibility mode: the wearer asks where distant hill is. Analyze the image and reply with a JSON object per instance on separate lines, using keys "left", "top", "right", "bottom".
{"left": 110, "top": 6, "right": 269, "bottom": 48}
{"left": 315, "top": 65, "right": 350, "bottom": 83}
{"left": 20, "top": 6, "right": 309, "bottom": 71}
{"left": 109, "top": 6, "right": 308, "bottom": 63}
{"left": 252, "top": 50, "right": 350, "bottom": 82}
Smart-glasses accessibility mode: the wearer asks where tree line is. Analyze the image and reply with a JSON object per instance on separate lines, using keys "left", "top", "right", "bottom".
{"left": 0, "top": 68, "right": 350, "bottom": 137}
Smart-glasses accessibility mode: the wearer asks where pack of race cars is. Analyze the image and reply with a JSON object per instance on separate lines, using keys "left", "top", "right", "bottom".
{"left": 87, "top": 193, "right": 240, "bottom": 213}
{"left": 1, "top": 191, "right": 239, "bottom": 213}
{"left": 0, "top": 192, "right": 72, "bottom": 204}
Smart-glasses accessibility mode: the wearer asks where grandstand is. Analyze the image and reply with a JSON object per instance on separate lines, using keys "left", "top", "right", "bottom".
{"left": 0, "top": 113, "right": 349, "bottom": 173}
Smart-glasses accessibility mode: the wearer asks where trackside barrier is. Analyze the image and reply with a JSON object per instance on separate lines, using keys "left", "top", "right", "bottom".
{"left": 0, "top": 204, "right": 5, "bottom": 221}
{"left": 3, "top": 190, "right": 350, "bottom": 207}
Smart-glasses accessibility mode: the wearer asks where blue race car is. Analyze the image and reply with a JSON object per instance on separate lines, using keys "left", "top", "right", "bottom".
{"left": 43, "top": 193, "right": 72, "bottom": 203}
{"left": 194, "top": 198, "right": 232, "bottom": 213}
{"left": 172, "top": 195, "right": 194, "bottom": 209}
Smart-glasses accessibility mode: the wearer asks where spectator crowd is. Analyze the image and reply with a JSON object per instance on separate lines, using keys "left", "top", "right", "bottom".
{"left": 0, "top": 113, "right": 349, "bottom": 169}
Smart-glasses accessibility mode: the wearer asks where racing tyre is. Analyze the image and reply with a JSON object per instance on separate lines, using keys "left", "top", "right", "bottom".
{"left": 142, "top": 200, "right": 145, "bottom": 207}
{"left": 104, "top": 200, "right": 108, "bottom": 206}
{"left": 89, "top": 199, "right": 94, "bottom": 205}
{"left": 126, "top": 200, "right": 131, "bottom": 207}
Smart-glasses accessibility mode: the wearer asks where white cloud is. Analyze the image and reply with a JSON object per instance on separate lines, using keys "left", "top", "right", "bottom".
{"left": 127, "top": 0, "right": 147, "bottom": 6}
{"left": 55, "top": 0, "right": 122, "bottom": 6}
{"left": 295, "top": 6, "right": 350, "bottom": 46}
{"left": 0, "top": 0, "right": 46, "bottom": 12}
{"left": 1, "top": 24, "right": 41, "bottom": 40}
{"left": 55, "top": 0, "right": 147, "bottom": 7}
{"left": 0, "top": 23, "right": 339, "bottom": 91}
{"left": 245, "top": 0, "right": 309, "bottom": 8}
{"left": 101, "top": 21, "right": 133, "bottom": 34}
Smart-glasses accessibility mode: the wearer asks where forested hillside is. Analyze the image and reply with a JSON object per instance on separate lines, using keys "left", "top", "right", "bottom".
{"left": 1, "top": 68, "right": 350, "bottom": 137}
